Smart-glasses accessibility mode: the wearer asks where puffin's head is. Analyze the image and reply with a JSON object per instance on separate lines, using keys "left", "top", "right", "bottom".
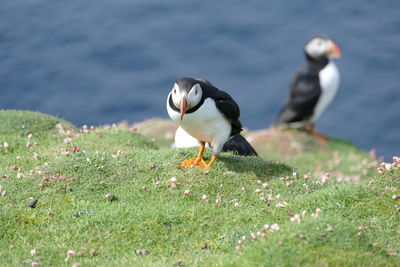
{"left": 304, "top": 36, "right": 341, "bottom": 60}
{"left": 170, "top": 78, "right": 203, "bottom": 120}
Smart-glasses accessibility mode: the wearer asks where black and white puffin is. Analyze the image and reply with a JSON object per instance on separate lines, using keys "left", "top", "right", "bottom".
{"left": 167, "top": 77, "right": 257, "bottom": 168}
{"left": 275, "top": 35, "right": 341, "bottom": 142}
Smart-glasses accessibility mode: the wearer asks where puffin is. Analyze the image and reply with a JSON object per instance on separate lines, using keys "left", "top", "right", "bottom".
{"left": 173, "top": 126, "right": 257, "bottom": 156}
{"left": 275, "top": 35, "right": 341, "bottom": 143}
{"left": 166, "top": 77, "right": 257, "bottom": 168}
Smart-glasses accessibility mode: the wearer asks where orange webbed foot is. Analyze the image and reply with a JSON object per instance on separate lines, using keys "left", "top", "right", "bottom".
{"left": 180, "top": 158, "right": 208, "bottom": 169}
{"left": 304, "top": 124, "right": 329, "bottom": 144}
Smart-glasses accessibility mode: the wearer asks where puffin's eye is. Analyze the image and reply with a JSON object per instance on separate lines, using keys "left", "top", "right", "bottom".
{"left": 195, "top": 89, "right": 197, "bottom": 95}
{"left": 173, "top": 88, "right": 176, "bottom": 94}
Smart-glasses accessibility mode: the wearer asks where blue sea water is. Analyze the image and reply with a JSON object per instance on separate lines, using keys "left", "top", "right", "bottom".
{"left": 0, "top": 0, "right": 399, "bottom": 158}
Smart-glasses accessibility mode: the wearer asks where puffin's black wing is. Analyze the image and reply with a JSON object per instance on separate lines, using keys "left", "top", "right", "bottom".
{"left": 211, "top": 89, "right": 243, "bottom": 136}
{"left": 195, "top": 79, "right": 243, "bottom": 136}
{"left": 222, "top": 135, "right": 258, "bottom": 156}
{"left": 275, "top": 66, "right": 321, "bottom": 124}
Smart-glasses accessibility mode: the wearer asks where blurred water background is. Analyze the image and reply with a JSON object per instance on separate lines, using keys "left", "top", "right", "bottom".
{"left": 0, "top": 0, "right": 399, "bottom": 158}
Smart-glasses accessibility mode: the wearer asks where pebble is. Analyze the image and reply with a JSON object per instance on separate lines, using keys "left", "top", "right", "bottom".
{"left": 28, "top": 198, "right": 38, "bottom": 208}
{"left": 149, "top": 162, "right": 156, "bottom": 169}
{"left": 201, "top": 243, "right": 209, "bottom": 249}
{"left": 174, "top": 261, "right": 184, "bottom": 266}
{"left": 105, "top": 193, "right": 115, "bottom": 202}
{"left": 135, "top": 249, "right": 149, "bottom": 255}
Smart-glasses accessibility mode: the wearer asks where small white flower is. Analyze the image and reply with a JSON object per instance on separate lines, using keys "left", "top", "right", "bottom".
{"left": 67, "top": 250, "right": 75, "bottom": 257}
{"left": 170, "top": 177, "right": 177, "bottom": 183}
{"left": 30, "top": 249, "right": 37, "bottom": 256}
{"left": 65, "top": 250, "right": 75, "bottom": 261}
{"left": 286, "top": 181, "right": 294, "bottom": 187}
{"left": 262, "top": 183, "right": 269, "bottom": 189}
{"left": 270, "top": 223, "right": 280, "bottom": 231}
{"left": 384, "top": 163, "right": 392, "bottom": 171}
{"left": 292, "top": 214, "right": 301, "bottom": 222}
{"left": 184, "top": 190, "right": 190, "bottom": 195}
{"left": 255, "top": 189, "right": 261, "bottom": 195}
{"left": 250, "top": 232, "right": 257, "bottom": 240}
{"left": 326, "top": 225, "right": 334, "bottom": 232}
{"left": 257, "top": 180, "right": 263, "bottom": 185}
{"left": 234, "top": 202, "right": 240, "bottom": 207}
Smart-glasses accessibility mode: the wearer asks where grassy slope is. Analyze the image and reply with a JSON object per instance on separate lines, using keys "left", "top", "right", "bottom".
{"left": 0, "top": 111, "right": 398, "bottom": 266}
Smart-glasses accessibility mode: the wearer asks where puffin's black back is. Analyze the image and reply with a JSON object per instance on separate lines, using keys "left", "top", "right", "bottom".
{"left": 275, "top": 57, "right": 328, "bottom": 124}
{"left": 175, "top": 77, "right": 243, "bottom": 136}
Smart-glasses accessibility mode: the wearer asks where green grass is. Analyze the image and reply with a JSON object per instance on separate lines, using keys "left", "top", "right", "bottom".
{"left": 0, "top": 110, "right": 398, "bottom": 266}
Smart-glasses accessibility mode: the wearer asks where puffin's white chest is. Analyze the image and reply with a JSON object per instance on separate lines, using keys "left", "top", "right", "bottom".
{"left": 311, "top": 61, "right": 340, "bottom": 122}
{"left": 167, "top": 97, "right": 231, "bottom": 148}
{"left": 173, "top": 126, "right": 201, "bottom": 148}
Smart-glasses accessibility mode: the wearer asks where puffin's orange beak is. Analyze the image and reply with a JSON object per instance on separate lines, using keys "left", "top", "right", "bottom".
{"left": 330, "top": 41, "right": 341, "bottom": 58}
{"left": 180, "top": 96, "right": 188, "bottom": 120}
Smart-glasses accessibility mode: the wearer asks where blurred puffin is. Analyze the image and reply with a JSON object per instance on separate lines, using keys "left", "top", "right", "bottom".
{"left": 167, "top": 78, "right": 257, "bottom": 169}
{"left": 173, "top": 126, "right": 257, "bottom": 156}
{"left": 275, "top": 35, "right": 341, "bottom": 143}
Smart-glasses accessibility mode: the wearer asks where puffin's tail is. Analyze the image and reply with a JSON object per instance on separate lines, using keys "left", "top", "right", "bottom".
{"left": 222, "top": 135, "right": 258, "bottom": 156}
